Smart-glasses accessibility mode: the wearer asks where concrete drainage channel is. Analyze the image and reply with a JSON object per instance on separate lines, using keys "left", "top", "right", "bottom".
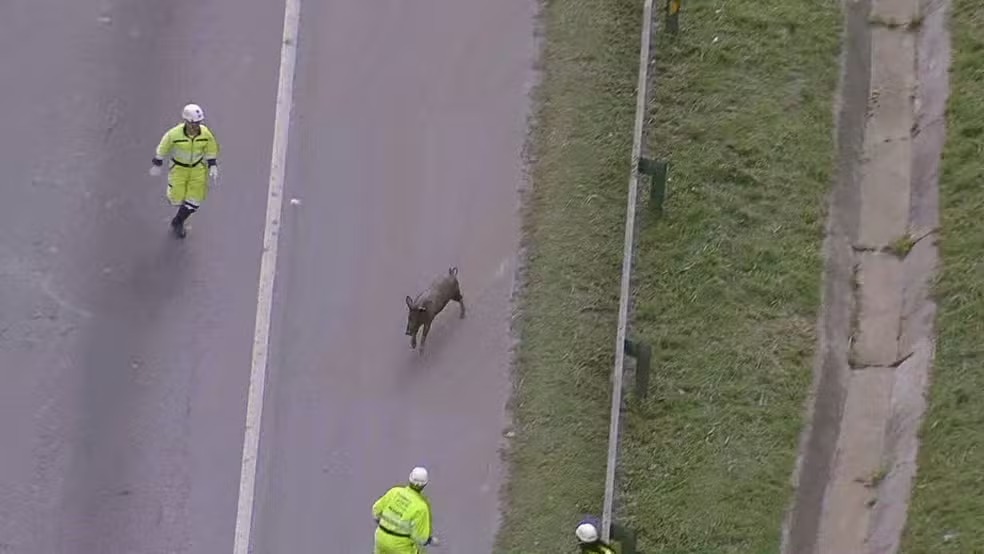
{"left": 782, "top": 0, "right": 951, "bottom": 553}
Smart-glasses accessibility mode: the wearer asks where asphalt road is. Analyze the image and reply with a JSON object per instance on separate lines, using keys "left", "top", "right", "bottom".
{"left": 0, "top": 0, "right": 535, "bottom": 552}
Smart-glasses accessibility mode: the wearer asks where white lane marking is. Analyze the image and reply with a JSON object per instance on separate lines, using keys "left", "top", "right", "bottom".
{"left": 232, "top": 0, "right": 301, "bottom": 552}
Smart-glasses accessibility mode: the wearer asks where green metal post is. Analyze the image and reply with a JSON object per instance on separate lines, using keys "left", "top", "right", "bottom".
{"left": 634, "top": 341, "right": 651, "bottom": 400}
{"left": 624, "top": 338, "right": 637, "bottom": 358}
{"left": 611, "top": 522, "right": 638, "bottom": 554}
{"left": 624, "top": 338, "right": 652, "bottom": 400}
{"left": 667, "top": 0, "right": 681, "bottom": 34}
{"left": 640, "top": 157, "right": 669, "bottom": 217}
{"left": 651, "top": 160, "right": 667, "bottom": 217}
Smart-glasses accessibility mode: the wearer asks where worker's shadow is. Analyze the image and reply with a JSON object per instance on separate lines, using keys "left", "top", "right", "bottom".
{"left": 123, "top": 231, "right": 189, "bottom": 306}
{"left": 72, "top": 228, "right": 192, "bottom": 457}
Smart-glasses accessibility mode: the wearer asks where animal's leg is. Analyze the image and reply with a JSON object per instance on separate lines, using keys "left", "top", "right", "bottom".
{"left": 419, "top": 322, "right": 431, "bottom": 353}
{"left": 454, "top": 292, "right": 466, "bottom": 318}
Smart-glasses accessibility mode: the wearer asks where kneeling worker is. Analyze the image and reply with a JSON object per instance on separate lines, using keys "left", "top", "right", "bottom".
{"left": 372, "top": 466, "right": 440, "bottom": 553}
{"left": 576, "top": 520, "right": 617, "bottom": 554}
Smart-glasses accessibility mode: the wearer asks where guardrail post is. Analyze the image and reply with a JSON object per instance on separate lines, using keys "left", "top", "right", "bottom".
{"left": 611, "top": 522, "right": 639, "bottom": 554}
{"left": 624, "top": 338, "right": 652, "bottom": 401}
{"left": 666, "top": 0, "right": 681, "bottom": 34}
{"left": 638, "top": 157, "right": 669, "bottom": 217}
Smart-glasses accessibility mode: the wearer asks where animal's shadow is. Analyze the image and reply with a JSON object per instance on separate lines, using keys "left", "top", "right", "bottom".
{"left": 394, "top": 311, "right": 468, "bottom": 393}
{"left": 401, "top": 309, "right": 467, "bottom": 365}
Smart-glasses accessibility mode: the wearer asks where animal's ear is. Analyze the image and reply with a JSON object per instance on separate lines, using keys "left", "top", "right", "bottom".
{"left": 449, "top": 266, "right": 458, "bottom": 276}
{"left": 406, "top": 295, "right": 413, "bottom": 309}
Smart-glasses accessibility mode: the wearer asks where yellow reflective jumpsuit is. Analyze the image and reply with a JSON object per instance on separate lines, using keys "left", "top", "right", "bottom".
{"left": 372, "top": 485, "right": 433, "bottom": 554}
{"left": 154, "top": 123, "right": 220, "bottom": 210}
{"left": 581, "top": 544, "right": 617, "bottom": 554}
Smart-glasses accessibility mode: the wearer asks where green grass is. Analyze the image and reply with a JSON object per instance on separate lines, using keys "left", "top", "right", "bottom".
{"left": 494, "top": 0, "right": 841, "bottom": 552}
{"left": 493, "top": 0, "right": 643, "bottom": 552}
{"left": 618, "top": 1, "right": 840, "bottom": 552}
{"left": 901, "top": 2, "right": 984, "bottom": 552}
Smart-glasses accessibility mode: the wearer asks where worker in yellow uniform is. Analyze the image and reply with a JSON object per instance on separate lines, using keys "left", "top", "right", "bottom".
{"left": 149, "top": 103, "right": 220, "bottom": 238}
{"left": 372, "top": 466, "right": 440, "bottom": 554}
{"left": 576, "top": 521, "right": 617, "bottom": 554}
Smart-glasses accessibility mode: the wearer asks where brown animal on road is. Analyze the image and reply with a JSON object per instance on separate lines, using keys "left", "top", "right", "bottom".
{"left": 405, "top": 266, "right": 466, "bottom": 353}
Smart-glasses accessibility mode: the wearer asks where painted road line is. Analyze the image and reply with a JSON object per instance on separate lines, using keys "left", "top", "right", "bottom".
{"left": 232, "top": 0, "right": 301, "bottom": 551}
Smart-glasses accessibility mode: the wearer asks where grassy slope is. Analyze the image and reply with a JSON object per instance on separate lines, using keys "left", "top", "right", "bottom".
{"left": 901, "top": 3, "right": 984, "bottom": 552}
{"left": 617, "top": 2, "right": 841, "bottom": 553}
{"left": 494, "top": 0, "right": 642, "bottom": 552}
{"left": 495, "top": 0, "right": 844, "bottom": 552}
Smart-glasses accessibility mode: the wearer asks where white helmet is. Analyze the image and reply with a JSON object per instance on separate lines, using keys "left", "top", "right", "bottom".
{"left": 409, "top": 466, "right": 429, "bottom": 487}
{"left": 575, "top": 523, "right": 598, "bottom": 543}
{"left": 182, "top": 103, "right": 205, "bottom": 123}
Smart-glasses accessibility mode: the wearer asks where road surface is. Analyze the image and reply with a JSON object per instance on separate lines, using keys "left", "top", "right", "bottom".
{"left": 0, "top": 0, "right": 535, "bottom": 552}
{"left": 250, "top": 0, "right": 536, "bottom": 551}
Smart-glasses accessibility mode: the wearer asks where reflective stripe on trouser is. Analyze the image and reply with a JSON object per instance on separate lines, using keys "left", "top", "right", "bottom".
{"left": 166, "top": 165, "right": 209, "bottom": 209}
{"left": 373, "top": 527, "right": 422, "bottom": 554}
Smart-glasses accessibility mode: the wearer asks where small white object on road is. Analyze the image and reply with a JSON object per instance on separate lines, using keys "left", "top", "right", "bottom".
{"left": 290, "top": 197, "right": 300, "bottom": 206}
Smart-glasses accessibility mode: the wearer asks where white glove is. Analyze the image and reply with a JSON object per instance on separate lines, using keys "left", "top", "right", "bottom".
{"left": 429, "top": 536, "right": 440, "bottom": 547}
{"left": 149, "top": 165, "right": 162, "bottom": 177}
{"left": 209, "top": 165, "right": 219, "bottom": 180}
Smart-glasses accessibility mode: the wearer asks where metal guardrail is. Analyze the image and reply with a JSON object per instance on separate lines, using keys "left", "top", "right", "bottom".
{"left": 600, "top": 0, "right": 658, "bottom": 543}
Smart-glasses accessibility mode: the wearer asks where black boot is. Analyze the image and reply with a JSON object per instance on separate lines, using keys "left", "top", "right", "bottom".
{"left": 170, "top": 218, "right": 186, "bottom": 238}
{"left": 170, "top": 205, "right": 194, "bottom": 239}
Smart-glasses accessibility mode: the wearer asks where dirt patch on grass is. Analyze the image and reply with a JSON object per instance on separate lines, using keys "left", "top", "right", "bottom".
{"left": 782, "top": 0, "right": 950, "bottom": 552}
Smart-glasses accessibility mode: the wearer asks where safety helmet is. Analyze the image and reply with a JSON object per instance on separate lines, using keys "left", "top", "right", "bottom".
{"left": 409, "top": 466, "right": 429, "bottom": 487}
{"left": 575, "top": 522, "right": 599, "bottom": 543}
{"left": 182, "top": 103, "right": 205, "bottom": 123}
